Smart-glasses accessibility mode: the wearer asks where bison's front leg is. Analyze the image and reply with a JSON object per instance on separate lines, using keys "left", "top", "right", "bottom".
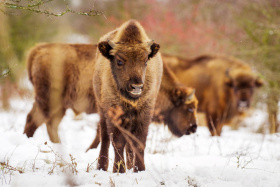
{"left": 107, "top": 106, "right": 127, "bottom": 173}
{"left": 206, "top": 113, "right": 222, "bottom": 136}
{"left": 125, "top": 143, "right": 134, "bottom": 170}
{"left": 216, "top": 122, "right": 223, "bottom": 136}
{"left": 97, "top": 117, "right": 110, "bottom": 171}
{"left": 111, "top": 129, "right": 126, "bottom": 173}
{"left": 133, "top": 128, "right": 148, "bottom": 172}
{"left": 132, "top": 114, "right": 150, "bottom": 172}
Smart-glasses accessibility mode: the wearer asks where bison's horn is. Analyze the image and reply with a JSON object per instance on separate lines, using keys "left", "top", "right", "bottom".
{"left": 108, "top": 40, "right": 116, "bottom": 48}
{"left": 225, "top": 68, "right": 232, "bottom": 79}
{"left": 147, "top": 40, "right": 154, "bottom": 47}
{"left": 187, "top": 89, "right": 195, "bottom": 101}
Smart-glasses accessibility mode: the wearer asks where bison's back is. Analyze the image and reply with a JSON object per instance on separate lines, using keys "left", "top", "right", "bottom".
{"left": 28, "top": 43, "right": 97, "bottom": 116}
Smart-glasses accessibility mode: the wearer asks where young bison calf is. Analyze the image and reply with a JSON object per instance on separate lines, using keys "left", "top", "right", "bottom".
{"left": 93, "top": 20, "right": 163, "bottom": 173}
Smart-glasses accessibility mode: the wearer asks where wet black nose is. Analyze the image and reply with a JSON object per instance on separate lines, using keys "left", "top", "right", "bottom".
{"left": 130, "top": 84, "right": 143, "bottom": 90}
{"left": 240, "top": 98, "right": 249, "bottom": 103}
{"left": 185, "top": 123, "right": 197, "bottom": 135}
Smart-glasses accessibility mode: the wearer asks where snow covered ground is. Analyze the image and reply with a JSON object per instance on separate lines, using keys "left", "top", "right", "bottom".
{"left": 0, "top": 99, "right": 280, "bottom": 187}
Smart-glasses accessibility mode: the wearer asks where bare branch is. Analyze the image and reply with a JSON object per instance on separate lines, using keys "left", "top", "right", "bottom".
{"left": 0, "top": 0, "right": 103, "bottom": 17}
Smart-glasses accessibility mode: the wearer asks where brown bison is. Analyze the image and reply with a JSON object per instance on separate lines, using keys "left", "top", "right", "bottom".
{"left": 94, "top": 20, "right": 163, "bottom": 173}
{"left": 24, "top": 43, "right": 97, "bottom": 143}
{"left": 87, "top": 62, "right": 198, "bottom": 150}
{"left": 162, "top": 54, "right": 263, "bottom": 136}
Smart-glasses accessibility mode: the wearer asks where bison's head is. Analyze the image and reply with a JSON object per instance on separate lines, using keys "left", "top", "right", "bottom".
{"left": 98, "top": 40, "right": 160, "bottom": 100}
{"left": 166, "top": 86, "right": 198, "bottom": 137}
{"left": 225, "top": 69, "right": 263, "bottom": 112}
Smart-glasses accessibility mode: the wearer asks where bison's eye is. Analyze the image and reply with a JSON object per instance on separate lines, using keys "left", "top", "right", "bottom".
{"left": 117, "top": 60, "right": 124, "bottom": 66}
{"left": 144, "top": 59, "right": 148, "bottom": 66}
{"left": 188, "top": 108, "right": 194, "bottom": 113}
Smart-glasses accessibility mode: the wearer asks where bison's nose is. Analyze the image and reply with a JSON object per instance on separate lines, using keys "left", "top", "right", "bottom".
{"left": 129, "top": 84, "right": 143, "bottom": 97}
{"left": 131, "top": 84, "right": 143, "bottom": 90}
{"left": 238, "top": 100, "right": 249, "bottom": 112}
{"left": 185, "top": 123, "right": 197, "bottom": 135}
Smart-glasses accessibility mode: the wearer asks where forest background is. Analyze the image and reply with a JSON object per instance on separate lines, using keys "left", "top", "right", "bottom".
{"left": 0, "top": 0, "right": 279, "bottom": 133}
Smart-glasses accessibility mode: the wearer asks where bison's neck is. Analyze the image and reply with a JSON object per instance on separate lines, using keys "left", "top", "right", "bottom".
{"left": 154, "top": 63, "right": 179, "bottom": 116}
{"left": 155, "top": 89, "right": 172, "bottom": 115}
{"left": 161, "top": 63, "right": 180, "bottom": 91}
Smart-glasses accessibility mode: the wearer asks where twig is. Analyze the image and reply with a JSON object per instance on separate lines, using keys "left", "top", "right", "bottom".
{"left": 0, "top": 162, "right": 24, "bottom": 174}
{"left": 0, "top": 0, "right": 103, "bottom": 17}
{"left": 86, "top": 158, "right": 98, "bottom": 173}
{"left": 32, "top": 148, "right": 40, "bottom": 172}
{"left": 109, "top": 177, "right": 115, "bottom": 187}
{"left": 44, "top": 142, "right": 78, "bottom": 175}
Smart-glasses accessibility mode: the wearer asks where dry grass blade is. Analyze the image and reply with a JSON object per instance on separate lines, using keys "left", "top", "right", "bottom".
{"left": 0, "top": 162, "right": 23, "bottom": 174}
{"left": 109, "top": 177, "right": 115, "bottom": 187}
{"left": 44, "top": 142, "right": 78, "bottom": 175}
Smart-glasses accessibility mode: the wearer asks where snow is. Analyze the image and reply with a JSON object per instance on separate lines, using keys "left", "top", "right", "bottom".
{"left": 0, "top": 99, "right": 280, "bottom": 187}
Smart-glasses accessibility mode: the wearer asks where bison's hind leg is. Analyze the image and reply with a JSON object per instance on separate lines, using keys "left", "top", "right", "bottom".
{"left": 97, "top": 118, "right": 110, "bottom": 172}
{"left": 24, "top": 102, "right": 46, "bottom": 138}
{"left": 86, "top": 123, "right": 101, "bottom": 152}
{"left": 46, "top": 109, "right": 65, "bottom": 143}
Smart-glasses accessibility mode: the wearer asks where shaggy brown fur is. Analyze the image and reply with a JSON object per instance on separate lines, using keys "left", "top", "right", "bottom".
{"left": 24, "top": 43, "right": 198, "bottom": 147}
{"left": 94, "top": 20, "right": 163, "bottom": 173}
{"left": 24, "top": 43, "right": 98, "bottom": 142}
{"left": 87, "top": 62, "right": 198, "bottom": 150}
{"left": 162, "top": 54, "right": 263, "bottom": 136}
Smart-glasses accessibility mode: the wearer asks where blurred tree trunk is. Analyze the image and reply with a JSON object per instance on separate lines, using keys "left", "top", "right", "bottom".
{"left": 268, "top": 110, "right": 278, "bottom": 133}
{"left": 267, "top": 86, "right": 279, "bottom": 133}
{"left": 0, "top": 9, "right": 18, "bottom": 110}
{"left": 238, "top": 1, "right": 280, "bottom": 133}
{"left": 1, "top": 77, "right": 11, "bottom": 109}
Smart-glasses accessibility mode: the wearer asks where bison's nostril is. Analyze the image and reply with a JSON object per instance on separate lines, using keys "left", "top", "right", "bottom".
{"left": 185, "top": 123, "right": 197, "bottom": 135}
{"left": 131, "top": 84, "right": 143, "bottom": 90}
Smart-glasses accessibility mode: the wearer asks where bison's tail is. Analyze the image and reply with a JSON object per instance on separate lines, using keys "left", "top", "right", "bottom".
{"left": 27, "top": 44, "right": 46, "bottom": 84}
{"left": 26, "top": 47, "right": 37, "bottom": 84}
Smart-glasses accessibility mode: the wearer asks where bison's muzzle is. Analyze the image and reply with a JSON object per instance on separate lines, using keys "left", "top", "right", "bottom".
{"left": 237, "top": 100, "right": 250, "bottom": 112}
{"left": 128, "top": 83, "right": 143, "bottom": 98}
{"left": 185, "top": 123, "right": 197, "bottom": 135}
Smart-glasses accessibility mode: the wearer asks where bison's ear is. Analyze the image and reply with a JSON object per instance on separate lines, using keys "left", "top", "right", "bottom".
{"left": 98, "top": 41, "right": 113, "bottom": 60}
{"left": 148, "top": 43, "right": 160, "bottom": 59}
{"left": 225, "top": 69, "right": 234, "bottom": 87}
{"left": 225, "top": 79, "right": 234, "bottom": 87}
{"left": 255, "top": 78, "right": 263, "bottom": 87}
{"left": 171, "top": 87, "right": 187, "bottom": 106}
